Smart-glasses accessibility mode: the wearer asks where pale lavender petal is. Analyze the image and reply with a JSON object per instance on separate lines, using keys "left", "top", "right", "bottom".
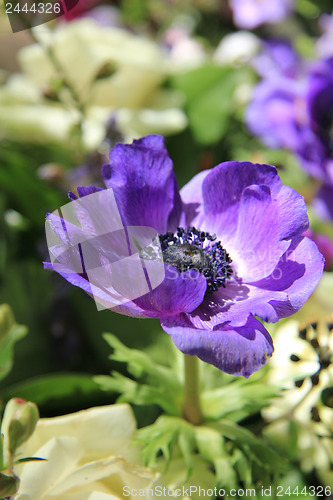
{"left": 180, "top": 170, "right": 210, "bottom": 227}
{"left": 43, "top": 262, "right": 148, "bottom": 318}
{"left": 230, "top": 0, "right": 293, "bottom": 29}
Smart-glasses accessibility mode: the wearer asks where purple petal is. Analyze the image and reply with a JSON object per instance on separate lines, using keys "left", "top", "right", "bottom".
{"left": 101, "top": 135, "right": 182, "bottom": 233}
{"left": 77, "top": 186, "right": 104, "bottom": 198}
{"left": 46, "top": 212, "right": 84, "bottom": 245}
{"left": 230, "top": 184, "right": 290, "bottom": 281}
{"left": 43, "top": 261, "right": 148, "bottom": 318}
{"left": 134, "top": 266, "right": 207, "bottom": 318}
{"left": 180, "top": 170, "right": 210, "bottom": 227}
{"left": 161, "top": 314, "right": 274, "bottom": 377}
{"left": 201, "top": 161, "right": 281, "bottom": 240}
{"left": 265, "top": 235, "right": 325, "bottom": 317}
{"left": 175, "top": 234, "right": 324, "bottom": 328}
{"left": 229, "top": 183, "right": 308, "bottom": 281}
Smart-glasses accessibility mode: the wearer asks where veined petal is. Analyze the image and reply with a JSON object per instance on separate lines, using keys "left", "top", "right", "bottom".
{"left": 162, "top": 314, "right": 273, "bottom": 377}
{"left": 134, "top": 266, "right": 207, "bottom": 318}
{"left": 101, "top": 135, "right": 182, "bottom": 233}
{"left": 228, "top": 184, "right": 291, "bottom": 281}
{"left": 201, "top": 161, "right": 281, "bottom": 240}
{"left": 185, "top": 235, "right": 324, "bottom": 327}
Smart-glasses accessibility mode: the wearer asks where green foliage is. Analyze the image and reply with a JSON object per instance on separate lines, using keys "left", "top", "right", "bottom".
{"left": 0, "top": 305, "right": 27, "bottom": 383}
{"left": 136, "top": 416, "right": 195, "bottom": 477}
{"left": 95, "top": 335, "right": 286, "bottom": 491}
{"left": 135, "top": 415, "right": 285, "bottom": 492}
{"left": 0, "top": 145, "right": 65, "bottom": 225}
{"left": 94, "top": 333, "right": 183, "bottom": 415}
{"left": 201, "top": 378, "right": 279, "bottom": 422}
{"left": 171, "top": 65, "right": 244, "bottom": 145}
{"left": 0, "top": 374, "right": 102, "bottom": 411}
{"left": 96, "top": 334, "right": 280, "bottom": 422}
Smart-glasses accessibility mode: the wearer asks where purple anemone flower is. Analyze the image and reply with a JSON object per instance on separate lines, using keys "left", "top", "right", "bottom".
{"left": 44, "top": 135, "right": 324, "bottom": 377}
{"left": 297, "top": 58, "right": 333, "bottom": 185}
{"left": 229, "top": 0, "right": 293, "bottom": 30}
{"left": 253, "top": 39, "right": 301, "bottom": 79}
{"left": 247, "top": 57, "right": 333, "bottom": 185}
{"left": 246, "top": 76, "right": 306, "bottom": 151}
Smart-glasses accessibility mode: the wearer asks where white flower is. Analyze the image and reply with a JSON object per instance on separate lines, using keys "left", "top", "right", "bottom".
{"left": 0, "top": 19, "right": 187, "bottom": 147}
{"left": 263, "top": 315, "right": 333, "bottom": 480}
{"left": 214, "top": 31, "right": 260, "bottom": 66}
{"left": 12, "top": 404, "right": 156, "bottom": 500}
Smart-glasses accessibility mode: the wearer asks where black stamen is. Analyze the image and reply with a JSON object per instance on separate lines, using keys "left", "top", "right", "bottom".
{"left": 159, "top": 226, "right": 233, "bottom": 294}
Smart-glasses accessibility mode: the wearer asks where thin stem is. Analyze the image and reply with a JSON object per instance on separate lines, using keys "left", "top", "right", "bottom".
{"left": 182, "top": 355, "right": 203, "bottom": 425}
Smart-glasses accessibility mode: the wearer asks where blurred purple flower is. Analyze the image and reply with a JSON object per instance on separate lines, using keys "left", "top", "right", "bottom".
{"left": 247, "top": 53, "right": 333, "bottom": 219}
{"left": 316, "top": 14, "right": 333, "bottom": 59}
{"left": 44, "top": 135, "right": 324, "bottom": 377}
{"left": 253, "top": 39, "right": 301, "bottom": 79}
{"left": 297, "top": 58, "right": 333, "bottom": 185}
{"left": 230, "top": 0, "right": 293, "bottom": 29}
{"left": 312, "top": 185, "right": 333, "bottom": 222}
{"left": 246, "top": 76, "right": 306, "bottom": 150}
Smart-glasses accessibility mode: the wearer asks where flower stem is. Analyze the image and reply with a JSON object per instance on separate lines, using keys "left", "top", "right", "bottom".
{"left": 183, "top": 355, "right": 203, "bottom": 425}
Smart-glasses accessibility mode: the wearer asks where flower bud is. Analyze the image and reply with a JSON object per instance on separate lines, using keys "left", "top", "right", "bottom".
{"left": 0, "top": 472, "right": 20, "bottom": 497}
{"left": 3, "top": 399, "right": 39, "bottom": 454}
{"left": 0, "top": 304, "right": 15, "bottom": 341}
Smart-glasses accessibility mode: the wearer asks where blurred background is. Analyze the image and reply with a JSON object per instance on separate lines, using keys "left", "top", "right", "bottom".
{"left": 0, "top": 2, "right": 332, "bottom": 479}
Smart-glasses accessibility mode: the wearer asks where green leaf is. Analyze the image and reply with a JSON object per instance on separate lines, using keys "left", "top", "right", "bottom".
{"left": 214, "top": 457, "right": 238, "bottom": 491}
{"left": 0, "top": 373, "right": 101, "bottom": 411}
{"left": 94, "top": 334, "right": 183, "bottom": 415}
{"left": 201, "top": 379, "right": 279, "bottom": 421}
{"left": 0, "top": 305, "right": 27, "bottom": 382}
{"left": 96, "top": 372, "right": 178, "bottom": 415}
{"left": 0, "top": 146, "right": 64, "bottom": 226}
{"left": 211, "top": 419, "right": 285, "bottom": 472}
{"left": 171, "top": 65, "right": 242, "bottom": 145}
{"left": 135, "top": 416, "right": 195, "bottom": 470}
{"left": 194, "top": 426, "right": 226, "bottom": 463}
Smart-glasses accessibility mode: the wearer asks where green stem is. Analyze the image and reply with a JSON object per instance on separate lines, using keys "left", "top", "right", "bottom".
{"left": 182, "top": 355, "right": 203, "bottom": 425}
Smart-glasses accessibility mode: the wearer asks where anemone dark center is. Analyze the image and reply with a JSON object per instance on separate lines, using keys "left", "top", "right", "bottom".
{"left": 159, "top": 226, "right": 233, "bottom": 294}
{"left": 163, "top": 243, "right": 213, "bottom": 274}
